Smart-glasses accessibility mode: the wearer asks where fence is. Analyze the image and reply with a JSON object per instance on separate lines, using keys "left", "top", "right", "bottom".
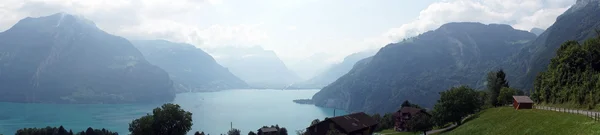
{"left": 535, "top": 106, "right": 600, "bottom": 122}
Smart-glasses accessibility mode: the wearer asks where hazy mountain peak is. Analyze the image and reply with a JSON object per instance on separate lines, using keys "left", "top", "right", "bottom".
{"left": 529, "top": 28, "right": 545, "bottom": 36}
{"left": 8, "top": 12, "right": 99, "bottom": 34}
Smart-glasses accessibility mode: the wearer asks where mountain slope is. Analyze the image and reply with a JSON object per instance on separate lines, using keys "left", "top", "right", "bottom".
{"left": 0, "top": 13, "right": 175, "bottom": 103}
{"left": 207, "top": 46, "right": 301, "bottom": 89}
{"left": 132, "top": 40, "right": 248, "bottom": 92}
{"left": 291, "top": 51, "right": 376, "bottom": 89}
{"left": 312, "top": 22, "right": 537, "bottom": 114}
{"left": 529, "top": 28, "right": 545, "bottom": 36}
{"left": 513, "top": 0, "right": 600, "bottom": 90}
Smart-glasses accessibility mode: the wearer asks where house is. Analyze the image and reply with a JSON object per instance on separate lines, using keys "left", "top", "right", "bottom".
{"left": 306, "top": 112, "right": 378, "bottom": 135}
{"left": 513, "top": 96, "right": 534, "bottom": 110}
{"left": 394, "top": 107, "right": 431, "bottom": 131}
{"left": 259, "top": 127, "right": 278, "bottom": 135}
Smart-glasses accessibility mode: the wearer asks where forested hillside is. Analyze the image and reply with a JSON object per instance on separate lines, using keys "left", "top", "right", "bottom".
{"left": 313, "top": 22, "right": 537, "bottom": 113}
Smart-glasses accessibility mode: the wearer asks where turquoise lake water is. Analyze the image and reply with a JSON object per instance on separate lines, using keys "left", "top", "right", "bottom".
{"left": 0, "top": 89, "right": 347, "bottom": 135}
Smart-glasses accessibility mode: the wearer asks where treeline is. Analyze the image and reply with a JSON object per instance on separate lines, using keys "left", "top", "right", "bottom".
{"left": 532, "top": 35, "right": 600, "bottom": 108}
{"left": 15, "top": 126, "right": 117, "bottom": 135}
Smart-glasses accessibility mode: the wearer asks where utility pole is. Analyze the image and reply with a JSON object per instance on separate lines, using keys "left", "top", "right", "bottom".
{"left": 230, "top": 122, "right": 232, "bottom": 129}
{"left": 334, "top": 109, "right": 336, "bottom": 117}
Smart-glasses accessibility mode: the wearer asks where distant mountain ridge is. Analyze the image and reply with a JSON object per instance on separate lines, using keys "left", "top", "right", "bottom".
{"left": 291, "top": 51, "right": 376, "bottom": 89}
{"left": 312, "top": 22, "right": 537, "bottom": 114}
{"left": 132, "top": 40, "right": 248, "bottom": 92}
{"left": 207, "top": 46, "right": 301, "bottom": 89}
{"left": 0, "top": 13, "right": 175, "bottom": 103}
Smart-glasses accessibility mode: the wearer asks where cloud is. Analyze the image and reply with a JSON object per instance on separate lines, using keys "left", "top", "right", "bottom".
{"left": 286, "top": 25, "right": 297, "bottom": 31}
{"left": 0, "top": 0, "right": 260, "bottom": 49}
{"left": 384, "top": 0, "right": 575, "bottom": 42}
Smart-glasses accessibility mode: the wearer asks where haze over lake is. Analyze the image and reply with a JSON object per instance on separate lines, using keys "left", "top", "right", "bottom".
{"left": 0, "top": 89, "right": 346, "bottom": 135}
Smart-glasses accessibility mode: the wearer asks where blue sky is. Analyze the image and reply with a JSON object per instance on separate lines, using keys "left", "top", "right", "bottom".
{"left": 0, "top": 0, "right": 576, "bottom": 78}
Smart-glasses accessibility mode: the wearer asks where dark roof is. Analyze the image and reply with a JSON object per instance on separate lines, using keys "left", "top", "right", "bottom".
{"left": 397, "top": 107, "right": 430, "bottom": 116}
{"left": 321, "top": 112, "right": 378, "bottom": 133}
{"left": 513, "top": 96, "right": 534, "bottom": 103}
{"left": 260, "top": 127, "right": 278, "bottom": 133}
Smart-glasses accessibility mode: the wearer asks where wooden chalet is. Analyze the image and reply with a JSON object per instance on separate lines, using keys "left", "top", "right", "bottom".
{"left": 394, "top": 107, "right": 431, "bottom": 131}
{"left": 306, "top": 112, "right": 378, "bottom": 135}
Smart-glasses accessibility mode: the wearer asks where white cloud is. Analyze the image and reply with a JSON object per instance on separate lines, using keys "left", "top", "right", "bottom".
{"left": 384, "top": 0, "right": 575, "bottom": 42}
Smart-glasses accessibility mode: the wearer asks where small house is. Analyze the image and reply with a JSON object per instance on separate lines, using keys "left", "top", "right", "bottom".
{"left": 259, "top": 127, "right": 278, "bottom": 135}
{"left": 513, "top": 96, "right": 533, "bottom": 110}
{"left": 306, "top": 112, "right": 378, "bottom": 135}
{"left": 394, "top": 107, "right": 431, "bottom": 131}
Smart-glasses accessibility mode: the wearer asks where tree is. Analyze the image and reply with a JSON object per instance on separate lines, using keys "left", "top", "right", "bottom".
{"left": 401, "top": 100, "right": 422, "bottom": 108}
{"left": 195, "top": 131, "right": 206, "bottom": 135}
{"left": 310, "top": 119, "right": 320, "bottom": 126}
{"left": 295, "top": 130, "right": 306, "bottom": 135}
{"left": 497, "top": 87, "right": 518, "bottom": 105}
{"left": 129, "top": 103, "right": 193, "bottom": 135}
{"left": 228, "top": 128, "right": 241, "bottom": 135}
{"left": 279, "top": 128, "right": 288, "bottom": 135}
{"left": 432, "top": 85, "right": 481, "bottom": 126}
{"left": 407, "top": 113, "right": 433, "bottom": 135}
{"left": 487, "top": 69, "right": 509, "bottom": 106}
{"left": 248, "top": 131, "right": 256, "bottom": 135}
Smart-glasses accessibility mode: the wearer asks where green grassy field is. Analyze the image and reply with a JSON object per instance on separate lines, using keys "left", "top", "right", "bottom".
{"left": 441, "top": 107, "right": 600, "bottom": 135}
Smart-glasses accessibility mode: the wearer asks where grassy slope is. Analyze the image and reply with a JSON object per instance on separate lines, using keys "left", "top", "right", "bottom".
{"left": 442, "top": 107, "right": 600, "bottom": 135}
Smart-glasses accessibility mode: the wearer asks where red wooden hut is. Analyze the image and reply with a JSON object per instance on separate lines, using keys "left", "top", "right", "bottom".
{"left": 513, "top": 96, "right": 533, "bottom": 110}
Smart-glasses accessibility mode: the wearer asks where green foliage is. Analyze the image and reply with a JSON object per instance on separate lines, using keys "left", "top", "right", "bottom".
{"left": 487, "top": 70, "right": 509, "bottom": 106}
{"left": 441, "top": 107, "right": 600, "bottom": 135}
{"left": 15, "top": 126, "right": 117, "bottom": 135}
{"left": 406, "top": 113, "right": 433, "bottom": 135}
{"left": 129, "top": 103, "right": 193, "bottom": 135}
{"left": 432, "top": 85, "right": 482, "bottom": 126}
{"left": 372, "top": 113, "right": 395, "bottom": 132}
{"left": 295, "top": 129, "right": 306, "bottom": 135}
{"left": 228, "top": 128, "right": 241, "bottom": 135}
{"left": 248, "top": 131, "right": 256, "bottom": 135}
{"left": 194, "top": 131, "right": 206, "bottom": 135}
{"left": 401, "top": 100, "right": 422, "bottom": 109}
{"left": 497, "top": 87, "right": 518, "bottom": 105}
{"left": 532, "top": 37, "right": 600, "bottom": 108}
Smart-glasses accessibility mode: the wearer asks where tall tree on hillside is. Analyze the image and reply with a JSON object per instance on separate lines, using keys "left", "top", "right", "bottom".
{"left": 129, "top": 103, "right": 193, "bottom": 135}
{"left": 407, "top": 113, "right": 433, "bottom": 135}
{"left": 487, "top": 69, "right": 509, "bottom": 106}
{"left": 497, "top": 87, "right": 518, "bottom": 105}
{"left": 432, "top": 85, "right": 482, "bottom": 125}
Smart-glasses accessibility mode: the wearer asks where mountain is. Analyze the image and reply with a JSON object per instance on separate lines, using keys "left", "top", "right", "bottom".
{"left": 312, "top": 22, "right": 537, "bottom": 114}
{"left": 206, "top": 46, "right": 301, "bottom": 89}
{"left": 287, "top": 52, "right": 333, "bottom": 80}
{"left": 512, "top": 0, "right": 600, "bottom": 90}
{"left": 0, "top": 13, "right": 175, "bottom": 104}
{"left": 291, "top": 50, "right": 376, "bottom": 89}
{"left": 132, "top": 40, "right": 248, "bottom": 92}
{"left": 529, "top": 28, "right": 545, "bottom": 36}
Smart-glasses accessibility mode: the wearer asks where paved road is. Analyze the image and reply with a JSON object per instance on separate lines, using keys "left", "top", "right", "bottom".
{"left": 535, "top": 106, "right": 600, "bottom": 118}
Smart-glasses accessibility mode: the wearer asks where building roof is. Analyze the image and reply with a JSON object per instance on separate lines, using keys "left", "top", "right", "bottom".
{"left": 397, "top": 107, "right": 430, "bottom": 116}
{"left": 260, "top": 127, "right": 278, "bottom": 133}
{"left": 513, "top": 96, "right": 534, "bottom": 103}
{"left": 319, "top": 112, "right": 378, "bottom": 133}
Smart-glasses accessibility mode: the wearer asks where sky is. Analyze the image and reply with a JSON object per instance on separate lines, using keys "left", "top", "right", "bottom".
{"left": 0, "top": 0, "right": 576, "bottom": 78}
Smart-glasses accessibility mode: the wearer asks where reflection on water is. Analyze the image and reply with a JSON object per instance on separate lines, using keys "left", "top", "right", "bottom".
{"left": 0, "top": 89, "right": 346, "bottom": 135}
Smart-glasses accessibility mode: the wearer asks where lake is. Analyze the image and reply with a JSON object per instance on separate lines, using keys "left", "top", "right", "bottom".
{"left": 0, "top": 89, "right": 347, "bottom": 135}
